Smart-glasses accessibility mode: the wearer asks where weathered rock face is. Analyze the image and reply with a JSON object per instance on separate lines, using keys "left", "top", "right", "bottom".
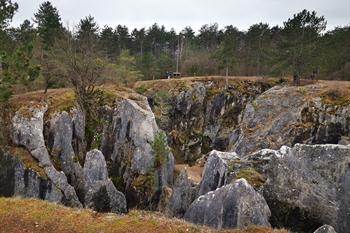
{"left": 48, "top": 112, "right": 85, "bottom": 202}
{"left": 141, "top": 79, "right": 276, "bottom": 163}
{"left": 165, "top": 169, "right": 198, "bottom": 218}
{"left": 184, "top": 178, "right": 271, "bottom": 229}
{"left": 101, "top": 99, "right": 174, "bottom": 209}
{"left": 198, "top": 150, "right": 239, "bottom": 196}
{"left": 83, "top": 149, "right": 127, "bottom": 214}
{"left": 12, "top": 106, "right": 82, "bottom": 207}
{"left": 230, "top": 85, "right": 350, "bottom": 156}
{"left": 261, "top": 144, "right": 350, "bottom": 233}
{"left": 314, "top": 225, "right": 337, "bottom": 233}
{"left": 7, "top": 102, "right": 130, "bottom": 213}
{"left": 71, "top": 106, "right": 87, "bottom": 162}
{"left": 3, "top": 91, "right": 174, "bottom": 212}
{"left": 0, "top": 149, "right": 63, "bottom": 202}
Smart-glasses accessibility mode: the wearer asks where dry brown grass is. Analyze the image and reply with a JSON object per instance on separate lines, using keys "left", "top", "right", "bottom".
{"left": 175, "top": 164, "right": 203, "bottom": 184}
{"left": 0, "top": 198, "right": 290, "bottom": 233}
{"left": 9, "top": 77, "right": 350, "bottom": 119}
{"left": 133, "top": 76, "right": 280, "bottom": 96}
{"left": 319, "top": 82, "right": 350, "bottom": 106}
{"left": 9, "top": 85, "right": 150, "bottom": 119}
{"left": 10, "top": 88, "right": 76, "bottom": 118}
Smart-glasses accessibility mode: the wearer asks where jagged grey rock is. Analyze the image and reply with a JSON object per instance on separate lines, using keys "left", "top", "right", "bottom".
{"left": 101, "top": 99, "right": 174, "bottom": 208}
{"left": 12, "top": 106, "right": 82, "bottom": 207}
{"left": 84, "top": 149, "right": 127, "bottom": 214}
{"left": 314, "top": 225, "right": 337, "bottom": 233}
{"left": 165, "top": 169, "right": 198, "bottom": 218}
{"left": 71, "top": 107, "right": 86, "bottom": 161}
{"left": 110, "top": 99, "right": 158, "bottom": 175}
{"left": 49, "top": 112, "right": 85, "bottom": 200}
{"left": 145, "top": 80, "right": 274, "bottom": 163}
{"left": 184, "top": 178, "right": 271, "bottom": 229}
{"left": 198, "top": 150, "right": 239, "bottom": 196}
{"left": 261, "top": 144, "right": 350, "bottom": 233}
{"left": 0, "top": 150, "right": 63, "bottom": 202}
{"left": 230, "top": 85, "right": 350, "bottom": 156}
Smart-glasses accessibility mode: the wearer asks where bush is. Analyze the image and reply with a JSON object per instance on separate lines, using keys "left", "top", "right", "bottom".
{"left": 152, "top": 131, "right": 170, "bottom": 168}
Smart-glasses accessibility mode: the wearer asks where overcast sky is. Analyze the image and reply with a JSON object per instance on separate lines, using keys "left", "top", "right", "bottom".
{"left": 11, "top": 0, "right": 350, "bottom": 32}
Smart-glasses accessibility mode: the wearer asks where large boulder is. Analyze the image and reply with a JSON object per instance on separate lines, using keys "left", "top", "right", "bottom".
{"left": 83, "top": 149, "right": 127, "bottom": 214}
{"left": 165, "top": 169, "right": 198, "bottom": 218}
{"left": 198, "top": 150, "right": 239, "bottom": 196}
{"left": 261, "top": 144, "right": 350, "bottom": 233}
{"left": 12, "top": 105, "right": 82, "bottom": 207}
{"left": 314, "top": 225, "right": 337, "bottom": 233}
{"left": 184, "top": 178, "right": 271, "bottom": 229}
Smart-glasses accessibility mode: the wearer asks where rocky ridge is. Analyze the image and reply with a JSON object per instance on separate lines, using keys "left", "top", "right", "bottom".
{"left": 1, "top": 77, "right": 350, "bottom": 232}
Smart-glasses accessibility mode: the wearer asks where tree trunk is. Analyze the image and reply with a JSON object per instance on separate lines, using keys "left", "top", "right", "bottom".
{"left": 44, "top": 77, "right": 49, "bottom": 94}
{"left": 140, "top": 41, "right": 143, "bottom": 58}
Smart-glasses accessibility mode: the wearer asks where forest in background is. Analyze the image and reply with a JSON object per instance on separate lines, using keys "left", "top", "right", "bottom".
{"left": 0, "top": 0, "right": 350, "bottom": 102}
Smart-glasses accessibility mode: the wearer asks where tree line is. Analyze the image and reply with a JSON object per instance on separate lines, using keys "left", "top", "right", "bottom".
{"left": 0, "top": 0, "right": 350, "bottom": 103}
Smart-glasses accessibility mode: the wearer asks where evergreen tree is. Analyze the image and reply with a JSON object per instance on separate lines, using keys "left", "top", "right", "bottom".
{"left": 214, "top": 26, "right": 242, "bottom": 76}
{"left": 34, "top": 1, "right": 63, "bottom": 50}
{"left": 99, "top": 26, "right": 116, "bottom": 59}
{"left": 0, "top": 0, "right": 18, "bottom": 29}
{"left": 131, "top": 28, "right": 145, "bottom": 57}
{"left": 0, "top": 0, "right": 18, "bottom": 102}
{"left": 245, "top": 23, "right": 271, "bottom": 76}
{"left": 76, "top": 15, "right": 99, "bottom": 44}
{"left": 274, "top": 10, "right": 326, "bottom": 80}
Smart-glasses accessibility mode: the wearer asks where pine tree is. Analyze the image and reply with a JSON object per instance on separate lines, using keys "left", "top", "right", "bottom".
{"left": 274, "top": 10, "right": 327, "bottom": 81}
{"left": 34, "top": 1, "right": 63, "bottom": 50}
{"left": 0, "top": 0, "right": 18, "bottom": 30}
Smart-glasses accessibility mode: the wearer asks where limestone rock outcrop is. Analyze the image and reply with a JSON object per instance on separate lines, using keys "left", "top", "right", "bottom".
{"left": 230, "top": 85, "right": 350, "bottom": 156}
{"left": 48, "top": 111, "right": 85, "bottom": 201}
{"left": 12, "top": 106, "right": 82, "bottom": 207}
{"left": 165, "top": 169, "right": 198, "bottom": 218}
{"left": 0, "top": 149, "right": 63, "bottom": 202}
{"left": 314, "top": 225, "right": 337, "bottom": 233}
{"left": 260, "top": 144, "right": 350, "bottom": 233}
{"left": 184, "top": 178, "right": 271, "bottom": 229}
{"left": 198, "top": 150, "right": 239, "bottom": 196}
{"left": 83, "top": 149, "right": 127, "bottom": 214}
{"left": 101, "top": 99, "right": 174, "bottom": 208}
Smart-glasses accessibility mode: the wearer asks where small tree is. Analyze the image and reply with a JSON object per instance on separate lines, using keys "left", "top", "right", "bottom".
{"left": 51, "top": 17, "right": 108, "bottom": 152}
{"left": 152, "top": 131, "right": 170, "bottom": 168}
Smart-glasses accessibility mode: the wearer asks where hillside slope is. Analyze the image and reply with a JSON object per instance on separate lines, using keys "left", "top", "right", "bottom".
{"left": 0, "top": 198, "right": 289, "bottom": 233}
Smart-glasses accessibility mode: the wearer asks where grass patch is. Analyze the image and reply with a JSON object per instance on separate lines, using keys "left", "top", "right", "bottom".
{"left": 320, "top": 87, "right": 350, "bottom": 106}
{"left": 234, "top": 168, "right": 266, "bottom": 189}
{"left": 0, "top": 197, "right": 289, "bottom": 233}
{"left": 10, "top": 88, "right": 76, "bottom": 119}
